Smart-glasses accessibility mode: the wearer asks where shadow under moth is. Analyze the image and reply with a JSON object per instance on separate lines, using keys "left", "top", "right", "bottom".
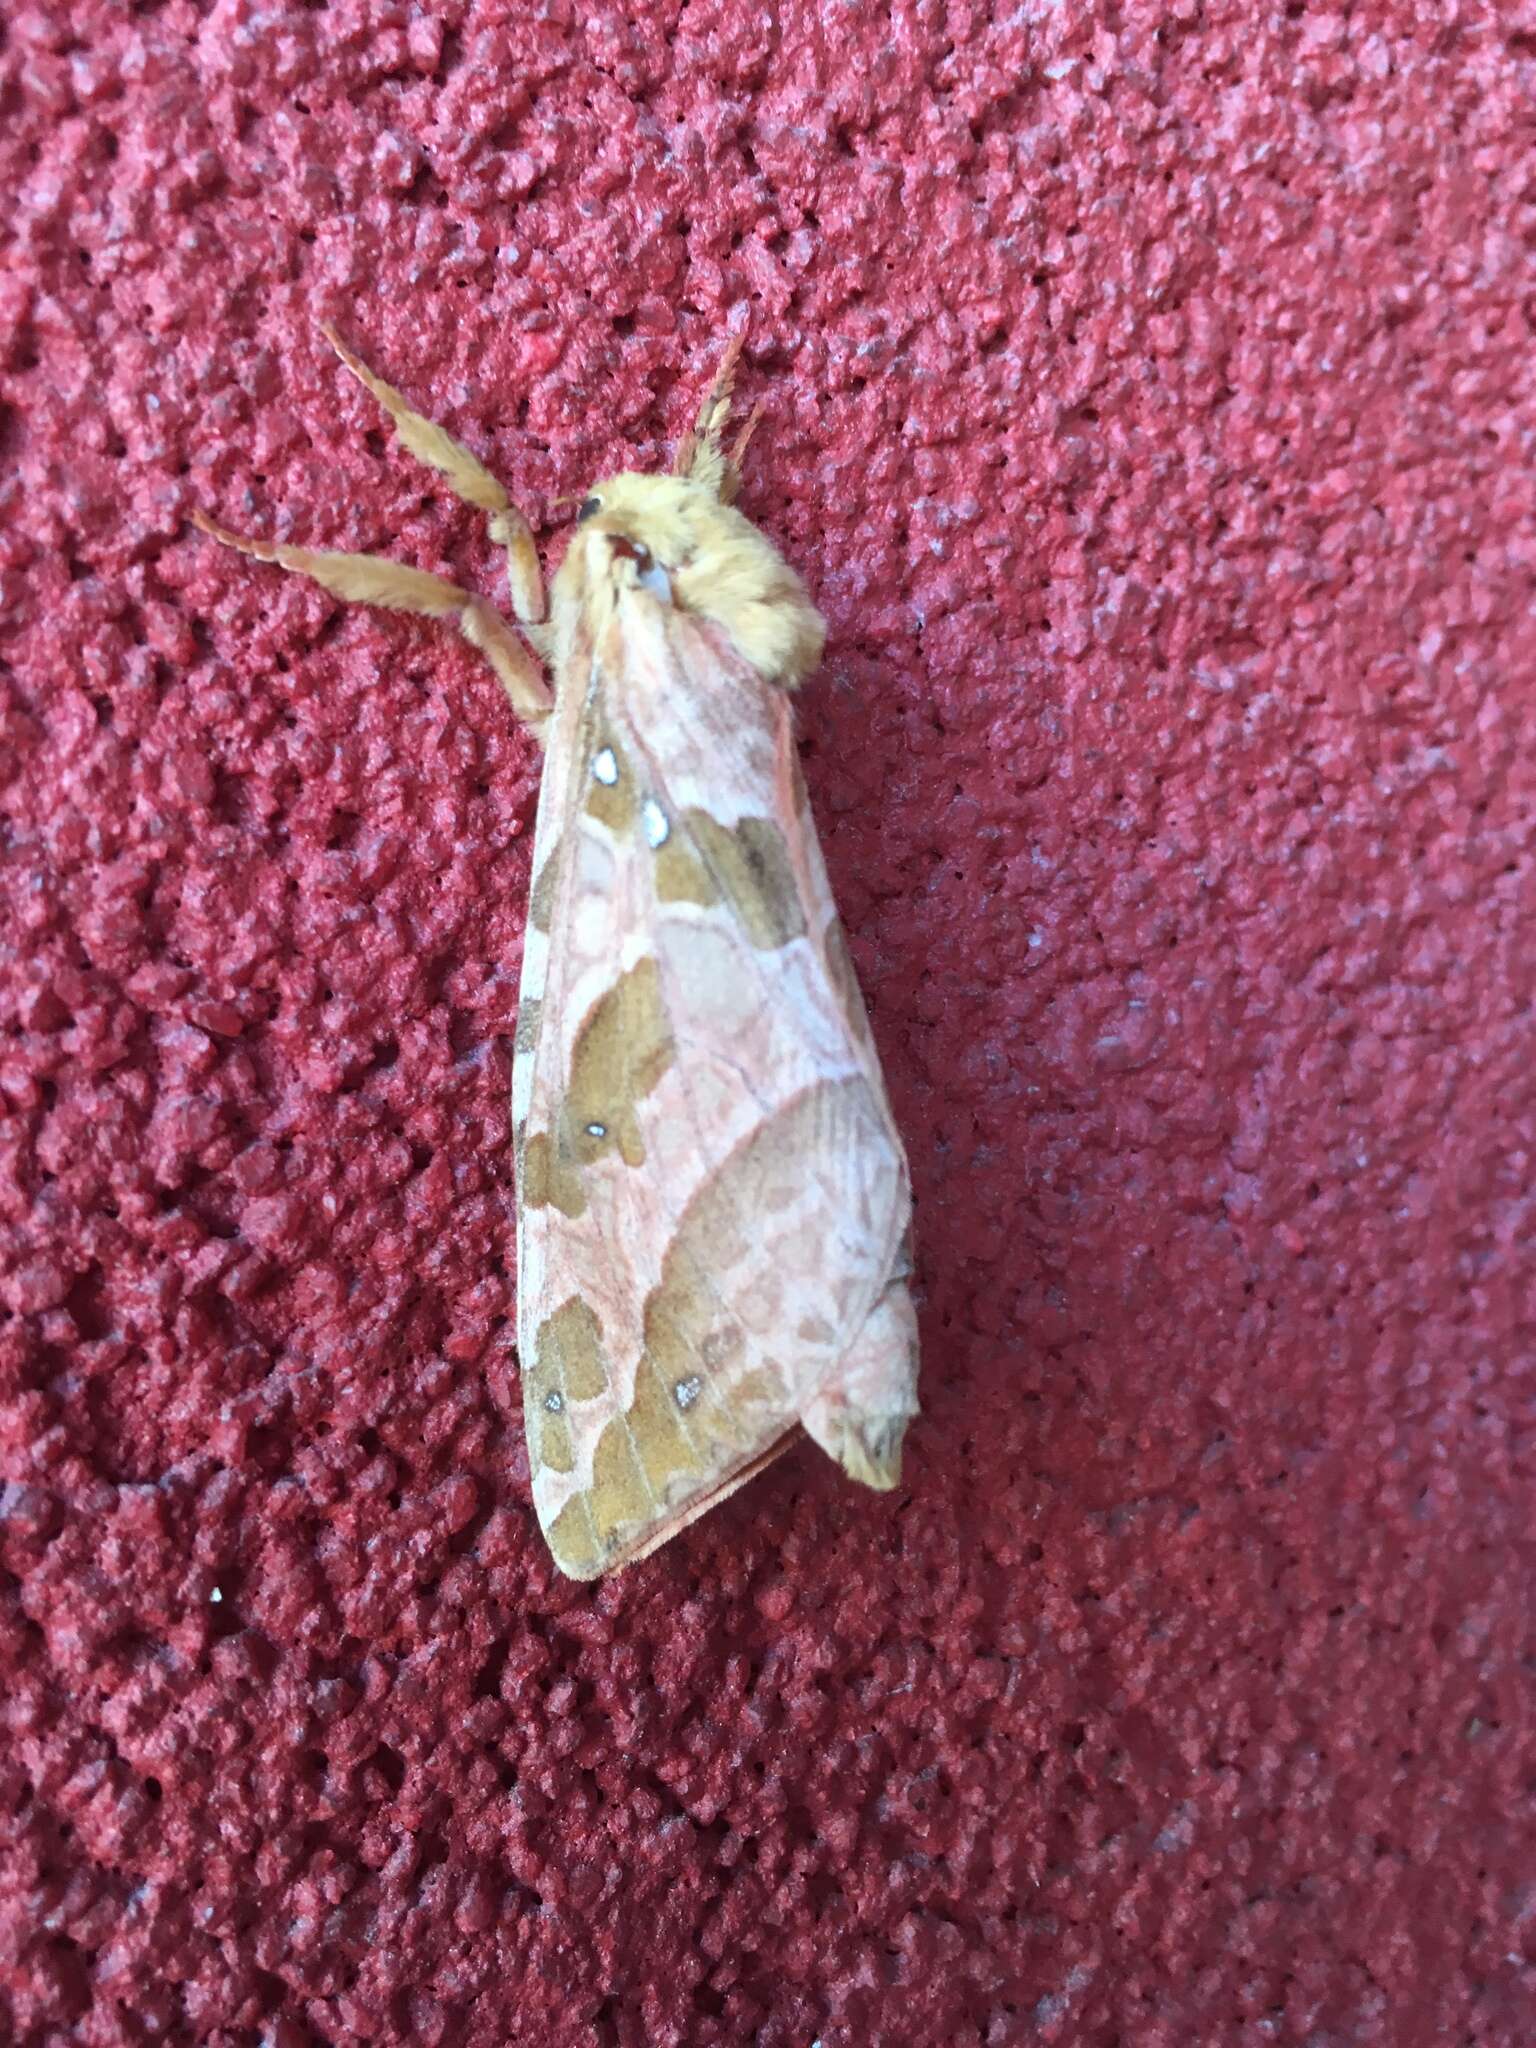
{"left": 196, "top": 320, "right": 920, "bottom": 1578}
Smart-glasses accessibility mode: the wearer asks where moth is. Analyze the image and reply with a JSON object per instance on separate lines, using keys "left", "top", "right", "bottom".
{"left": 195, "top": 321, "right": 920, "bottom": 1578}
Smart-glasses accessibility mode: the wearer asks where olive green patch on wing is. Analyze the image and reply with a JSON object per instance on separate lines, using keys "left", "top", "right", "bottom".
{"left": 653, "top": 836, "right": 719, "bottom": 906}
{"left": 531, "top": 1402, "right": 574, "bottom": 1474}
{"left": 590, "top": 1415, "right": 652, "bottom": 1544}
{"left": 523, "top": 958, "right": 674, "bottom": 1207}
{"left": 546, "top": 1495, "right": 602, "bottom": 1579}
{"left": 583, "top": 733, "right": 637, "bottom": 833}
{"left": 568, "top": 1357, "right": 707, "bottom": 1572}
{"left": 521, "top": 1130, "right": 586, "bottom": 1217}
{"left": 626, "top": 1353, "right": 697, "bottom": 1493}
{"left": 685, "top": 811, "right": 806, "bottom": 949}
{"left": 643, "top": 1265, "right": 741, "bottom": 1447}
{"left": 526, "top": 1297, "right": 611, "bottom": 1481}
{"left": 536, "top": 1297, "right": 611, "bottom": 1399}
{"left": 565, "top": 954, "right": 674, "bottom": 1169}
{"left": 632, "top": 1289, "right": 784, "bottom": 1465}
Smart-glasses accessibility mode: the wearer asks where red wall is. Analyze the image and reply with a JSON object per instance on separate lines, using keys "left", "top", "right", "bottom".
{"left": 2, "top": 3, "right": 1532, "bottom": 2043}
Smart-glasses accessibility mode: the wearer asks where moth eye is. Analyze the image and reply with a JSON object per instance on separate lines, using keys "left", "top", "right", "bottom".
{"left": 607, "top": 533, "right": 652, "bottom": 570}
{"left": 577, "top": 496, "right": 601, "bottom": 521}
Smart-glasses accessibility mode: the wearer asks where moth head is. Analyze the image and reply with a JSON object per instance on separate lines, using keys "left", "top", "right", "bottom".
{"left": 557, "top": 471, "right": 825, "bottom": 689}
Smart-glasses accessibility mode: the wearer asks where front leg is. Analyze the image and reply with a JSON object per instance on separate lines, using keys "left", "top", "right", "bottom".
{"left": 321, "top": 325, "right": 550, "bottom": 649}
{"left": 191, "top": 515, "right": 553, "bottom": 736}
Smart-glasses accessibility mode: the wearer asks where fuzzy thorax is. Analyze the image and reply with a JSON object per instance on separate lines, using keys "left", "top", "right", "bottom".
{"left": 552, "top": 472, "right": 825, "bottom": 689}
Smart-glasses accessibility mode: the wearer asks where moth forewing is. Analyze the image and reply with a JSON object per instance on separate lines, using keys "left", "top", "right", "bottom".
{"left": 194, "top": 321, "right": 919, "bottom": 1582}
{"left": 515, "top": 543, "right": 919, "bottom": 1580}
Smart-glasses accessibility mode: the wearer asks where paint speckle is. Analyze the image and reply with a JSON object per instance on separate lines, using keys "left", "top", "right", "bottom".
{"left": 674, "top": 1375, "right": 702, "bottom": 1411}
{"left": 642, "top": 798, "right": 670, "bottom": 847}
{"left": 592, "top": 747, "right": 619, "bottom": 785}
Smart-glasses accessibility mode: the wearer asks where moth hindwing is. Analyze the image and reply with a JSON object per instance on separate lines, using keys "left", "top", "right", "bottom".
{"left": 194, "top": 319, "right": 920, "bottom": 1579}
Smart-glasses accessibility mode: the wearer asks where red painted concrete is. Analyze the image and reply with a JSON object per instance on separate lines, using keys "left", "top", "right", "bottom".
{"left": 2, "top": 3, "right": 1533, "bottom": 2043}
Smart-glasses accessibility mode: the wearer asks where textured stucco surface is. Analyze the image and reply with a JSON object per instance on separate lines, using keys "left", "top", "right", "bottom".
{"left": 2, "top": 2, "right": 1534, "bottom": 2043}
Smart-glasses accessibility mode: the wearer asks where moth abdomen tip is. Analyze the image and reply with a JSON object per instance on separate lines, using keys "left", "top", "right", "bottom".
{"left": 803, "top": 1405, "right": 911, "bottom": 1492}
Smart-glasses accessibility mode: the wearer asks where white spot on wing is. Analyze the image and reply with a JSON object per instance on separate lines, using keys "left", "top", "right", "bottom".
{"left": 674, "top": 1375, "right": 702, "bottom": 1411}
{"left": 592, "top": 747, "right": 619, "bottom": 785}
{"left": 642, "top": 798, "right": 670, "bottom": 847}
{"left": 585, "top": 1121, "right": 607, "bottom": 1138}
{"left": 545, "top": 1391, "right": 564, "bottom": 1413}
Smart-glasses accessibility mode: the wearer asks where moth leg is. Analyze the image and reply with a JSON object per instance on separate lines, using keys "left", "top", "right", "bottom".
{"left": 191, "top": 513, "right": 554, "bottom": 735}
{"left": 673, "top": 325, "right": 761, "bottom": 503}
{"left": 321, "top": 323, "right": 552, "bottom": 651}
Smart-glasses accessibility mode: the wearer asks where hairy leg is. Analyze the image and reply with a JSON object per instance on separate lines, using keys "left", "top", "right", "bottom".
{"left": 322, "top": 324, "right": 549, "bottom": 639}
{"left": 191, "top": 513, "right": 552, "bottom": 734}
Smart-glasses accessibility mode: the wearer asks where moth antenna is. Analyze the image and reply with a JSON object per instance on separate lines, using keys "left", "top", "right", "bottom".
{"left": 674, "top": 319, "right": 750, "bottom": 498}
{"left": 719, "top": 400, "right": 765, "bottom": 506}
